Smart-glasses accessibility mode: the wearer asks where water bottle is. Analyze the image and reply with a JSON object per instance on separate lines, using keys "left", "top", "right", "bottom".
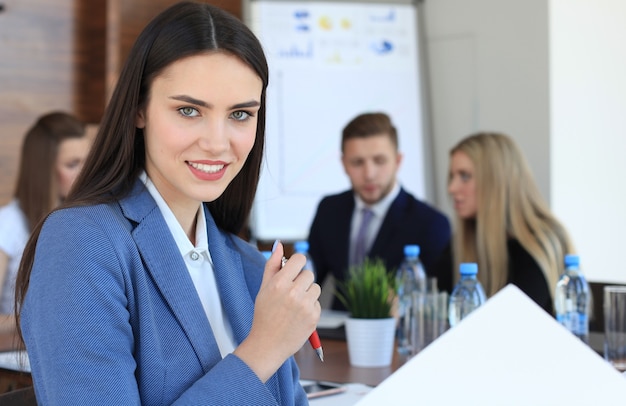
{"left": 554, "top": 254, "right": 589, "bottom": 343}
{"left": 448, "top": 263, "right": 486, "bottom": 328}
{"left": 293, "top": 240, "right": 315, "bottom": 278}
{"left": 395, "top": 244, "right": 426, "bottom": 355}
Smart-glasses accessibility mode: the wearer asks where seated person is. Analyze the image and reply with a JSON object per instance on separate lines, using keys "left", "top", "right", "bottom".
{"left": 436, "top": 132, "right": 575, "bottom": 313}
{"left": 308, "top": 112, "right": 451, "bottom": 310}
{"left": 0, "top": 111, "right": 90, "bottom": 333}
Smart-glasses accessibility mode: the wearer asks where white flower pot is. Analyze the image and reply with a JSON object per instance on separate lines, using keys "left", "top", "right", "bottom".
{"left": 345, "top": 317, "right": 396, "bottom": 367}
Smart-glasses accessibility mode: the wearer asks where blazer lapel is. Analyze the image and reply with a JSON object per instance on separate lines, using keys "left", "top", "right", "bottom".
{"left": 202, "top": 207, "right": 284, "bottom": 396}
{"left": 120, "top": 181, "right": 222, "bottom": 372}
{"left": 371, "top": 188, "right": 408, "bottom": 256}
{"left": 337, "top": 192, "right": 355, "bottom": 275}
{"left": 203, "top": 205, "right": 255, "bottom": 345}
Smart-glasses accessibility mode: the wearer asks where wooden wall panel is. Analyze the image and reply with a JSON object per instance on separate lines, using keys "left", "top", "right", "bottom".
{"left": 75, "top": 0, "right": 107, "bottom": 123}
{"left": 106, "top": 0, "right": 242, "bottom": 99}
{"left": 211, "top": 0, "right": 242, "bottom": 18}
{"left": 0, "top": 0, "right": 76, "bottom": 205}
{"left": 0, "top": 0, "right": 242, "bottom": 206}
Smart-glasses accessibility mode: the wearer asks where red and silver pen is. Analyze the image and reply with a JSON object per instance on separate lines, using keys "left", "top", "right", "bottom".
{"left": 282, "top": 256, "right": 324, "bottom": 362}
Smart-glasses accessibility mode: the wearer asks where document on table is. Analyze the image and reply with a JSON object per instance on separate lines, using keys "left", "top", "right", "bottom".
{"left": 357, "top": 284, "right": 626, "bottom": 405}
{"left": 308, "top": 383, "right": 372, "bottom": 405}
{"left": 0, "top": 350, "right": 30, "bottom": 372}
{"left": 317, "top": 309, "right": 349, "bottom": 329}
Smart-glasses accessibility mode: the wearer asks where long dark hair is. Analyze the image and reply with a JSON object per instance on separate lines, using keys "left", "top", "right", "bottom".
{"left": 15, "top": 1, "right": 268, "bottom": 338}
{"left": 14, "top": 112, "right": 86, "bottom": 230}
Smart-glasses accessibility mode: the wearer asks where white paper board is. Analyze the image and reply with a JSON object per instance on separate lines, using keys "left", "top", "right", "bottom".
{"left": 357, "top": 284, "right": 626, "bottom": 405}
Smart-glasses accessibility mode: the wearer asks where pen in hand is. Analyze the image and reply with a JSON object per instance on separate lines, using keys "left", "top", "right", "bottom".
{"left": 282, "top": 256, "right": 324, "bottom": 362}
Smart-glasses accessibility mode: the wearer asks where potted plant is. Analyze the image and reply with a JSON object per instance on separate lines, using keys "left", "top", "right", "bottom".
{"left": 335, "top": 258, "right": 397, "bottom": 367}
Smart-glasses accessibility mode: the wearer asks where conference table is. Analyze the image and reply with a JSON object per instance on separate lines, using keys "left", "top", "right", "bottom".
{"left": 295, "top": 338, "right": 406, "bottom": 387}
{"left": 0, "top": 332, "right": 404, "bottom": 394}
{"left": 295, "top": 332, "right": 606, "bottom": 387}
{"left": 0, "top": 330, "right": 608, "bottom": 395}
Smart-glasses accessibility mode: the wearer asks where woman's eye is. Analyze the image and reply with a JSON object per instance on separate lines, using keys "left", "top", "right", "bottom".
{"left": 460, "top": 172, "right": 472, "bottom": 182}
{"left": 231, "top": 110, "right": 251, "bottom": 121}
{"left": 63, "top": 159, "right": 82, "bottom": 170}
{"left": 179, "top": 107, "right": 199, "bottom": 117}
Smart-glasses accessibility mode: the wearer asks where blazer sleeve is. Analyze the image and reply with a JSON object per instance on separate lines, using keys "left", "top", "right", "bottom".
{"left": 417, "top": 205, "right": 452, "bottom": 274}
{"left": 308, "top": 193, "right": 353, "bottom": 288}
{"left": 21, "top": 208, "right": 306, "bottom": 405}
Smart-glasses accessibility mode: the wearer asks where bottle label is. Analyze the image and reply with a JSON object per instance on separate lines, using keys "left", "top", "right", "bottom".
{"left": 574, "top": 312, "right": 588, "bottom": 335}
{"left": 557, "top": 312, "right": 588, "bottom": 336}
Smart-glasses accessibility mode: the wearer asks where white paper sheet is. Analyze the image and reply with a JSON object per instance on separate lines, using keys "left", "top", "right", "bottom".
{"left": 317, "top": 309, "right": 349, "bottom": 329}
{"left": 309, "top": 383, "right": 372, "bottom": 405}
{"left": 0, "top": 350, "right": 30, "bottom": 373}
{"left": 357, "top": 284, "right": 626, "bottom": 405}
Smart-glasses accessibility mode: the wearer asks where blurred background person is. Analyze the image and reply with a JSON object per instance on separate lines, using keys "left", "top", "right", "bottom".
{"left": 437, "top": 132, "right": 575, "bottom": 313}
{"left": 0, "top": 111, "right": 90, "bottom": 332}
{"left": 309, "top": 112, "right": 451, "bottom": 310}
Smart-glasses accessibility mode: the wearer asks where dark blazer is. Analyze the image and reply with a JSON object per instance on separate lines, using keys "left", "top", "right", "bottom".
{"left": 308, "top": 188, "right": 451, "bottom": 310}
{"left": 435, "top": 239, "right": 553, "bottom": 313}
{"left": 21, "top": 179, "right": 307, "bottom": 405}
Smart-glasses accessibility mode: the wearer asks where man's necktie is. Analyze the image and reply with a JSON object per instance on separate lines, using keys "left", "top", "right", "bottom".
{"left": 353, "top": 208, "right": 374, "bottom": 266}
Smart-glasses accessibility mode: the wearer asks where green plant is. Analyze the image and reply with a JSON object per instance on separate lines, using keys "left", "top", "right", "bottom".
{"left": 335, "top": 258, "right": 397, "bottom": 319}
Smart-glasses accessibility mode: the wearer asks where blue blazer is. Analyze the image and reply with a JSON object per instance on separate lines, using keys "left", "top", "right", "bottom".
{"left": 22, "top": 180, "right": 308, "bottom": 405}
{"left": 308, "top": 188, "right": 451, "bottom": 310}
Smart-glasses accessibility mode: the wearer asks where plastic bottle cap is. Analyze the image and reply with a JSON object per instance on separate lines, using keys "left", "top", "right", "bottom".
{"left": 459, "top": 262, "right": 478, "bottom": 275}
{"left": 403, "top": 244, "right": 420, "bottom": 257}
{"left": 294, "top": 240, "right": 309, "bottom": 253}
{"left": 564, "top": 254, "right": 579, "bottom": 268}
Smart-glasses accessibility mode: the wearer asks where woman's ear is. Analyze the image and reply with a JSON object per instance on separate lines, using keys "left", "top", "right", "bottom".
{"left": 136, "top": 109, "right": 146, "bottom": 129}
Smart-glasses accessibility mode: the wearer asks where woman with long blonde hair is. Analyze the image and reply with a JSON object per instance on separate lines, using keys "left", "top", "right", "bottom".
{"left": 437, "top": 132, "right": 574, "bottom": 313}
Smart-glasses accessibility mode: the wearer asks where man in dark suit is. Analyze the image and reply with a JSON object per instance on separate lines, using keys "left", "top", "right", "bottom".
{"left": 308, "top": 112, "right": 451, "bottom": 310}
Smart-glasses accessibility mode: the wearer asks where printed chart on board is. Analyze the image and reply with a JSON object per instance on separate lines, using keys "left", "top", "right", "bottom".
{"left": 247, "top": 0, "right": 427, "bottom": 241}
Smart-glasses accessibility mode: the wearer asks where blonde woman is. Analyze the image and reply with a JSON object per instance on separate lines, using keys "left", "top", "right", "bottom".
{"left": 436, "top": 132, "right": 574, "bottom": 313}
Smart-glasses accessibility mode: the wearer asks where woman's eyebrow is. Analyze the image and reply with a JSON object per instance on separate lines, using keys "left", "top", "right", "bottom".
{"left": 169, "top": 95, "right": 260, "bottom": 110}
{"left": 170, "top": 94, "right": 210, "bottom": 107}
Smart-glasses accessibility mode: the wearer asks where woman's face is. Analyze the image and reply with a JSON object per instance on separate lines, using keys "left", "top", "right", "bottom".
{"left": 55, "top": 137, "right": 91, "bottom": 199}
{"left": 448, "top": 150, "right": 477, "bottom": 219}
{"left": 137, "top": 52, "right": 262, "bottom": 216}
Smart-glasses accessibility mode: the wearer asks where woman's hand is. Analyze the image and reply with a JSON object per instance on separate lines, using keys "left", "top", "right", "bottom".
{"left": 234, "top": 241, "right": 321, "bottom": 382}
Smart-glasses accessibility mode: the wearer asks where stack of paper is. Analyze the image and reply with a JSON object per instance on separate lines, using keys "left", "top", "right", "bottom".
{"left": 0, "top": 350, "right": 30, "bottom": 373}
{"left": 357, "top": 284, "right": 626, "bottom": 405}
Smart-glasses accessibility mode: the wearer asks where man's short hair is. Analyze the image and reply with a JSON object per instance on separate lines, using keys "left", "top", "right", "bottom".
{"left": 341, "top": 112, "right": 398, "bottom": 152}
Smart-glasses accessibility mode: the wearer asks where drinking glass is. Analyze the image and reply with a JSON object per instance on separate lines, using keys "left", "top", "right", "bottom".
{"left": 411, "top": 290, "right": 448, "bottom": 355}
{"left": 603, "top": 285, "right": 626, "bottom": 371}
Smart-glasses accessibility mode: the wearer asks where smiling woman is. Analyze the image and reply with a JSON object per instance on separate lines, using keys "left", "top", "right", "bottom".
{"left": 14, "top": 2, "right": 319, "bottom": 405}
{"left": 136, "top": 52, "right": 262, "bottom": 228}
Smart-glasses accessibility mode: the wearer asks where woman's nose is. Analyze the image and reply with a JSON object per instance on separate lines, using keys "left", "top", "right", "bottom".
{"left": 447, "top": 176, "right": 457, "bottom": 195}
{"left": 198, "top": 120, "right": 228, "bottom": 153}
